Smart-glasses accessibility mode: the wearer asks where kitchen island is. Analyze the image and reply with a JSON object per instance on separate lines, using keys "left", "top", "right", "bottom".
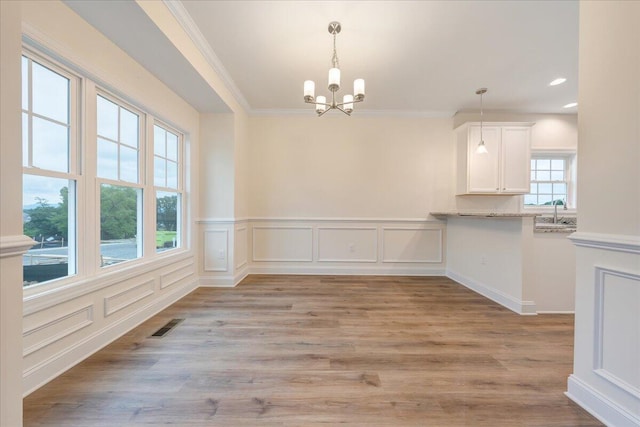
{"left": 431, "top": 211, "right": 576, "bottom": 314}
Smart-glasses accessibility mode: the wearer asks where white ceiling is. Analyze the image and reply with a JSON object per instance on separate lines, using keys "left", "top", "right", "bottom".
{"left": 66, "top": 0, "right": 579, "bottom": 116}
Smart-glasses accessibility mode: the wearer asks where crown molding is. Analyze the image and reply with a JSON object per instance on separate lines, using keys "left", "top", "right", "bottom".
{"left": 163, "top": 0, "right": 252, "bottom": 113}
{"left": 249, "top": 108, "right": 456, "bottom": 118}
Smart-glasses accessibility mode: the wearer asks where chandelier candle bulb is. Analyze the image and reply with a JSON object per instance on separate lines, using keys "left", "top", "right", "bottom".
{"left": 315, "top": 95, "right": 327, "bottom": 114}
{"left": 328, "top": 68, "right": 340, "bottom": 91}
{"left": 343, "top": 94, "right": 354, "bottom": 113}
{"left": 354, "top": 79, "right": 365, "bottom": 100}
{"left": 303, "top": 80, "right": 315, "bottom": 101}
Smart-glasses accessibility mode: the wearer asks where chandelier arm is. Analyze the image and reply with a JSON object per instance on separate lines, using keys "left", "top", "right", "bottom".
{"left": 335, "top": 98, "right": 365, "bottom": 107}
{"left": 335, "top": 105, "right": 352, "bottom": 116}
{"left": 317, "top": 107, "right": 332, "bottom": 117}
{"left": 305, "top": 99, "right": 330, "bottom": 107}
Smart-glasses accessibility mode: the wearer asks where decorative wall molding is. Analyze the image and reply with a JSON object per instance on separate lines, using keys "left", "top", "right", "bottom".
{"left": 160, "top": 260, "right": 194, "bottom": 289}
{"left": 103, "top": 279, "right": 155, "bottom": 317}
{"left": 203, "top": 229, "right": 229, "bottom": 272}
{"left": 569, "top": 232, "right": 640, "bottom": 254}
{"left": 317, "top": 227, "right": 378, "bottom": 263}
{"left": 249, "top": 265, "right": 446, "bottom": 276}
{"left": 0, "top": 234, "right": 36, "bottom": 258}
{"left": 567, "top": 375, "right": 640, "bottom": 427}
{"left": 446, "top": 269, "right": 537, "bottom": 315}
{"left": 23, "top": 252, "right": 194, "bottom": 315}
{"left": 200, "top": 266, "right": 249, "bottom": 288}
{"left": 382, "top": 227, "right": 443, "bottom": 263}
{"left": 252, "top": 226, "right": 313, "bottom": 262}
{"left": 23, "top": 281, "right": 198, "bottom": 397}
{"left": 235, "top": 226, "right": 248, "bottom": 270}
{"left": 593, "top": 266, "right": 640, "bottom": 399}
{"left": 23, "top": 305, "right": 94, "bottom": 357}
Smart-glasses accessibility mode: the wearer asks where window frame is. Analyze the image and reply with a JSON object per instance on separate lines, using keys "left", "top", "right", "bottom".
{"left": 21, "top": 48, "right": 81, "bottom": 290}
{"left": 152, "top": 121, "right": 184, "bottom": 254}
{"left": 524, "top": 150, "right": 577, "bottom": 212}
{"left": 95, "top": 89, "right": 146, "bottom": 269}
{"left": 21, "top": 43, "right": 190, "bottom": 296}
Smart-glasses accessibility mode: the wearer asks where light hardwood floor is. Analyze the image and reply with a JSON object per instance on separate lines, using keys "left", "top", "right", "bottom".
{"left": 24, "top": 275, "right": 603, "bottom": 426}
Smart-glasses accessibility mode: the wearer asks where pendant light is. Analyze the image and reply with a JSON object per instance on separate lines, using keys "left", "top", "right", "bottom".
{"left": 476, "top": 88, "right": 488, "bottom": 154}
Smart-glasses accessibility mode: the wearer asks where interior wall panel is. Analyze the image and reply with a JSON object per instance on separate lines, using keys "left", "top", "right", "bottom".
{"left": 317, "top": 227, "right": 377, "bottom": 262}
{"left": 252, "top": 226, "right": 313, "bottom": 262}
{"left": 382, "top": 228, "right": 443, "bottom": 263}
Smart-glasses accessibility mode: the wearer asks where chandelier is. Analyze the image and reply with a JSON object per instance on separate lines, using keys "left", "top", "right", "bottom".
{"left": 303, "top": 22, "right": 365, "bottom": 116}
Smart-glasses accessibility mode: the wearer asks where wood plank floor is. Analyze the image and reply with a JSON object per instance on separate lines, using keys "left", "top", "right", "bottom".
{"left": 24, "top": 275, "right": 603, "bottom": 426}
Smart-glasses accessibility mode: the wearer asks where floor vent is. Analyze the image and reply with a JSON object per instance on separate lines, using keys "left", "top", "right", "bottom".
{"left": 150, "top": 318, "right": 184, "bottom": 338}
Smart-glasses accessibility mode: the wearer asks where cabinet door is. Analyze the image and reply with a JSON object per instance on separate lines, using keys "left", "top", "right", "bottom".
{"left": 500, "top": 127, "right": 531, "bottom": 193}
{"left": 467, "top": 126, "right": 500, "bottom": 193}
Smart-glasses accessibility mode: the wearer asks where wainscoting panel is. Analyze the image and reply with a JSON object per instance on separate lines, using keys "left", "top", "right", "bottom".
{"left": 104, "top": 279, "right": 155, "bottom": 317}
{"left": 317, "top": 227, "right": 377, "bottom": 262}
{"left": 23, "top": 305, "right": 94, "bottom": 357}
{"left": 203, "top": 229, "right": 229, "bottom": 272}
{"left": 382, "top": 227, "right": 443, "bottom": 263}
{"left": 235, "top": 226, "right": 248, "bottom": 270}
{"left": 594, "top": 266, "right": 640, "bottom": 397}
{"left": 252, "top": 226, "right": 313, "bottom": 262}
{"left": 160, "top": 260, "right": 194, "bottom": 289}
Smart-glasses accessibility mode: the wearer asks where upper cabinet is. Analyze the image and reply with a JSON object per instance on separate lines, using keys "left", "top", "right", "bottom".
{"left": 455, "top": 123, "right": 533, "bottom": 195}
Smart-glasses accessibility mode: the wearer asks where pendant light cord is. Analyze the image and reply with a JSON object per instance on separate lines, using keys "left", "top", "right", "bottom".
{"left": 332, "top": 32, "right": 340, "bottom": 69}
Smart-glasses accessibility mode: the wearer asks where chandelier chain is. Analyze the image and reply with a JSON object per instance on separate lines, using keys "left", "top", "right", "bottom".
{"left": 332, "top": 32, "right": 340, "bottom": 69}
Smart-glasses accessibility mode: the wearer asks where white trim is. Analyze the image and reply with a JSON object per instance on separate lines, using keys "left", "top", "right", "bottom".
{"left": 249, "top": 265, "right": 445, "bottom": 276}
{"left": 593, "top": 266, "right": 640, "bottom": 399}
{"left": 536, "top": 310, "right": 575, "bottom": 314}
{"left": 251, "top": 226, "right": 313, "bottom": 262}
{"left": 197, "top": 217, "right": 436, "bottom": 224}
{"left": 381, "top": 227, "right": 444, "bottom": 263}
{"left": 446, "top": 269, "right": 537, "bottom": 315}
{"left": 162, "top": 0, "right": 251, "bottom": 113}
{"left": 569, "top": 232, "right": 640, "bottom": 254}
{"left": 23, "top": 280, "right": 198, "bottom": 396}
{"left": 159, "top": 260, "right": 194, "bottom": 289}
{"left": 566, "top": 375, "right": 640, "bottom": 427}
{"left": 199, "top": 266, "right": 248, "bottom": 288}
{"left": 0, "top": 235, "right": 36, "bottom": 258}
{"left": 23, "top": 251, "right": 194, "bottom": 315}
{"left": 203, "top": 229, "right": 229, "bottom": 272}
{"left": 23, "top": 305, "right": 94, "bottom": 357}
{"left": 249, "top": 108, "right": 455, "bottom": 118}
{"left": 103, "top": 279, "right": 155, "bottom": 317}
{"left": 317, "top": 226, "right": 378, "bottom": 263}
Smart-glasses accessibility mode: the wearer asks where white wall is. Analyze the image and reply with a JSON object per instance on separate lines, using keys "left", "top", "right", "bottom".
{"left": 1, "top": 2, "right": 27, "bottom": 424}
{"left": 530, "top": 233, "right": 576, "bottom": 312}
{"left": 566, "top": 2, "right": 640, "bottom": 426}
{"left": 248, "top": 115, "right": 455, "bottom": 218}
{"left": 17, "top": 0, "right": 202, "bottom": 397}
{"left": 445, "top": 216, "right": 537, "bottom": 314}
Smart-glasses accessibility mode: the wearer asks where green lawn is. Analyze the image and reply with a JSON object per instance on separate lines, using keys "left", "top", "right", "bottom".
{"left": 156, "top": 231, "right": 177, "bottom": 248}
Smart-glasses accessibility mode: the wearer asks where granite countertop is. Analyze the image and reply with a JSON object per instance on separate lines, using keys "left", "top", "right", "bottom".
{"left": 429, "top": 211, "right": 577, "bottom": 234}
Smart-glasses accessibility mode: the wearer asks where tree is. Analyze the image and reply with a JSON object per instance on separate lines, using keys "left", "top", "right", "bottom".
{"left": 23, "top": 194, "right": 66, "bottom": 242}
{"left": 156, "top": 194, "right": 177, "bottom": 231}
{"left": 100, "top": 185, "right": 138, "bottom": 240}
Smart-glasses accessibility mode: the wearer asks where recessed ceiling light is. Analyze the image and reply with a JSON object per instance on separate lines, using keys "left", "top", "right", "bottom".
{"left": 563, "top": 102, "right": 578, "bottom": 108}
{"left": 549, "top": 78, "right": 567, "bottom": 86}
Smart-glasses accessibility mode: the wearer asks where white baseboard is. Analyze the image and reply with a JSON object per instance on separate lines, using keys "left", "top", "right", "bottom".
{"left": 22, "top": 281, "right": 198, "bottom": 397}
{"left": 566, "top": 375, "right": 640, "bottom": 427}
{"left": 537, "top": 310, "right": 575, "bottom": 314}
{"left": 446, "top": 269, "right": 537, "bottom": 315}
{"left": 199, "top": 266, "right": 249, "bottom": 288}
{"left": 248, "top": 265, "right": 446, "bottom": 276}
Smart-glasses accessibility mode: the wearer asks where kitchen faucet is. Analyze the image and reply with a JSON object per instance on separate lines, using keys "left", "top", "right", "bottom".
{"left": 552, "top": 199, "right": 564, "bottom": 223}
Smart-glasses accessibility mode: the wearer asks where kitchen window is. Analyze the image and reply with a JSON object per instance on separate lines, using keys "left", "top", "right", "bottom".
{"left": 524, "top": 153, "right": 576, "bottom": 209}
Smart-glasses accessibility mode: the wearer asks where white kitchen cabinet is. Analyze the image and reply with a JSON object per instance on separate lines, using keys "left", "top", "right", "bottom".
{"left": 455, "top": 122, "right": 533, "bottom": 195}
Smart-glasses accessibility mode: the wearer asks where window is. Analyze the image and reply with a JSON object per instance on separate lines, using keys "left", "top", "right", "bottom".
{"left": 97, "top": 94, "right": 143, "bottom": 266}
{"left": 525, "top": 154, "right": 576, "bottom": 208}
{"left": 21, "top": 45, "right": 188, "bottom": 289}
{"left": 153, "top": 124, "right": 183, "bottom": 253}
{"left": 22, "top": 53, "right": 78, "bottom": 286}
